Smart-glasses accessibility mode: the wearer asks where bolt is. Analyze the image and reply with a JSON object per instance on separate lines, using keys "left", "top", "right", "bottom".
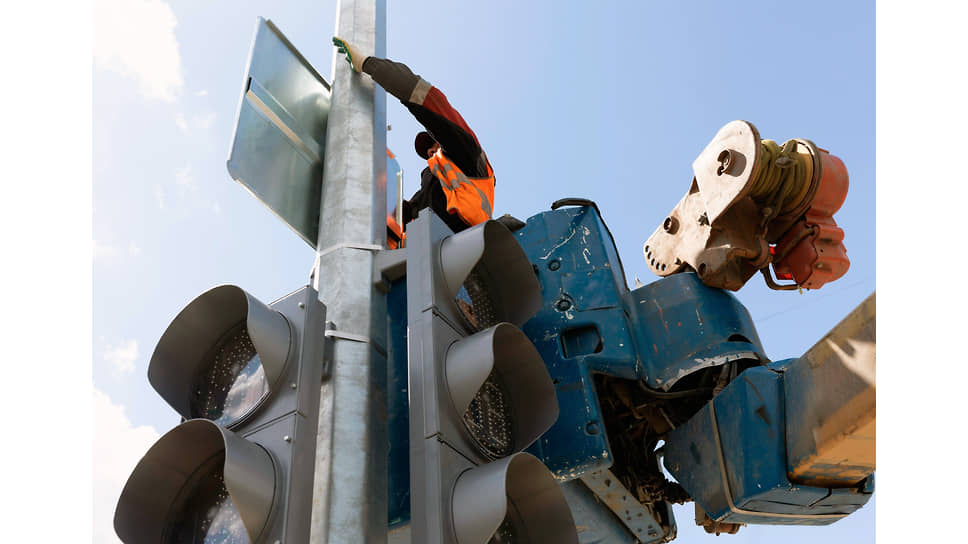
{"left": 291, "top": 382, "right": 298, "bottom": 389}
{"left": 662, "top": 216, "right": 679, "bottom": 234}
{"left": 298, "top": 302, "right": 305, "bottom": 309}
{"left": 586, "top": 421, "right": 600, "bottom": 435}
{"left": 717, "top": 149, "right": 734, "bottom": 176}
{"left": 283, "top": 435, "right": 292, "bottom": 443}
{"left": 555, "top": 298, "right": 572, "bottom": 311}
{"left": 548, "top": 259, "right": 561, "bottom": 271}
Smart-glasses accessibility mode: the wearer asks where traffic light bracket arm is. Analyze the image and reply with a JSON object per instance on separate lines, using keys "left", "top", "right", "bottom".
{"left": 373, "top": 247, "right": 408, "bottom": 293}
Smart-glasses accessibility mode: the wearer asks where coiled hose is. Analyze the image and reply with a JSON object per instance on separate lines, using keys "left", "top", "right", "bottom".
{"left": 748, "top": 139, "right": 813, "bottom": 225}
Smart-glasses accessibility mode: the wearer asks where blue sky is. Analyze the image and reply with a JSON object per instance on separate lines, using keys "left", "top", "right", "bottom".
{"left": 9, "top": 0, "right": 964, "bottom": 542}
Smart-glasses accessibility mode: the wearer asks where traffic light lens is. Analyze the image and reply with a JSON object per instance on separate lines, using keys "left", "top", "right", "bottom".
{"left": 191, "top": 326, "right": 269, "bottom": 426}
{"left": 168, "top": 453, "right": 250, "bottom": 543}
{"left": 488, "top": 499, "right": 525, "bottom": 544}
{"left": 463, "top": 371, "right": 514, "bottom": 458}
{"left": 456, "top": 266, "right": 499, "bottom": 332}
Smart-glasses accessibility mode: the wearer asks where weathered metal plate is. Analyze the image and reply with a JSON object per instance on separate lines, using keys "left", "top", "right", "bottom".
{"left": 227, "top": 17, "right": 331, "bottom": 247}
{"left": 580, "top": 470, "right": 675, "bottom": 543}
{"left": 692, "top": 120, "right": 761, "bottom": 224}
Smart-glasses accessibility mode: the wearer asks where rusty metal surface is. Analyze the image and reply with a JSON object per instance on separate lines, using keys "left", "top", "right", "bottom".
{"left": 694, "top": 504, "right": 743, "bottom": 535}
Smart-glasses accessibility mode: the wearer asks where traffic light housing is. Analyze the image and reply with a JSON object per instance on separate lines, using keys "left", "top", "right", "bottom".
{"left": 406, "top": 210, "right": 577, "bottom": 543}
{"left": 114, "top": 285, "right": 326, "bottom": 543}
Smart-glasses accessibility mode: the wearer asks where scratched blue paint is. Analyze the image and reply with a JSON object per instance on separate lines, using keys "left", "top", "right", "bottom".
{"left": 516, "top": 206, "right": 637, "bottom": 479}
{"left": 515, "top": 205, "right": 770, "bottom": 482}
{"left": 662, "top": 361, "right": 873, "bottom": 525}
{"left": 625, "top": 273, "right": 768, "bottom": 390}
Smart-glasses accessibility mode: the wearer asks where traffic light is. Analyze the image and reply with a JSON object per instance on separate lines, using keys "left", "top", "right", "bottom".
{"left": 114, "top": 285, "right": 326, "bottom": 543}
{"left": 405, "top": 209, "right": 577, "bottom": 543}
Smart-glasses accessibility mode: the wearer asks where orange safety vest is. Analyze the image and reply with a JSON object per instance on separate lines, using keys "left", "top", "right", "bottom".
{"left": 426, "top": 150, "right": 495, "bottom": 227}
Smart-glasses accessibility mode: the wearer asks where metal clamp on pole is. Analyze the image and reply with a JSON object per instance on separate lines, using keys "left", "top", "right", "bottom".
{"left": 317, "top": 241, "right": 384, "bottom": 259}
{"left": 323, "top": 322, "right": 372, "bottom": 343}
{"left": 321, "top": 321, "right": 387, "bottom": 381}
{"left": 311, "top": 242, "right": 386, "bottom": 283}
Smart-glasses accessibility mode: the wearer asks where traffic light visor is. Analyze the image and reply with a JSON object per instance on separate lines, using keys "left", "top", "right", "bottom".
{"left": 114, "top": 420, "right": 276, "bottom": 544}
{"left": 445, "top": 323, "right": 559, "bottom": 459}
{"left": 451, "top": 452, "right": 578, "bottom": 544}
{"left": 149, "top": 285, "right": 293, "bottom": 427}
{"left": 438, "top": 220, "right": 541, "bottom": 331}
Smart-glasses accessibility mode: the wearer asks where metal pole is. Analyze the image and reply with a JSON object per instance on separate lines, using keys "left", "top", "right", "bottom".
{"left": 310, "top": 0, "right": 388, "bottom": 542}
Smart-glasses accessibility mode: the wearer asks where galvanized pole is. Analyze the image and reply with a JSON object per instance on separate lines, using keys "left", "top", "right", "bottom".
{"left": 310, "top": 0, "right": 388, "bottom": 542}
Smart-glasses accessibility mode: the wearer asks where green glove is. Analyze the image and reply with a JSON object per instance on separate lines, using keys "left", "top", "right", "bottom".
{"left": 333, "top": 36, "right": 366, "bottom": 73}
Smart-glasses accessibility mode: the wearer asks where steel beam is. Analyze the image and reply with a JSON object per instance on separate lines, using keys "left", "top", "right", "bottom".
{"left": 310, "top": 0, "right": 388, "bottom": 542}
{"left": 785, "top": 292, "right": 876, "bottom": 487}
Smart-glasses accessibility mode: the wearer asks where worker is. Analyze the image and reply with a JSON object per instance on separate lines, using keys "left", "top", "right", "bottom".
{"left": 333, "top": 37, "right": 494, "bottom": 234}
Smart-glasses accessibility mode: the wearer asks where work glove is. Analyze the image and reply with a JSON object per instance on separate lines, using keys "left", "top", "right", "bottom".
{"left": 333, "top": 36, "right": 366, "bottom": 73}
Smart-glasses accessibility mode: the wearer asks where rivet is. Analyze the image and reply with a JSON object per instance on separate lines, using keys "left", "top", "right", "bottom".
{"left": 291, "top": 383, "right": 298, "bottom": 389}
{"left": 298, "top": 302, "right": 305, "bottom": 309}
{"left": 284, "top": 435, "right": 292, "bottom": 443}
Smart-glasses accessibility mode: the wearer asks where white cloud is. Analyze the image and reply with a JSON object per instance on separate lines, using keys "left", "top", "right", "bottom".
{"left": 195, "top": 89, "right": 209, "bottom": 97}
{"left": 154, "top": 166, "right": 203, "bottom": 211}
{"left": 104, "top": 339, "right": 139, "bottom": 376}
{"left": 195, "top": 112, "right": 217, "bottom": 130}
{"left": 175, "top": 111, "right": 217, "bottom": 133}
{"left": 94, "top": 0, "right": 184, "bottom": 102}
{"left": 93, "top": 389, "right": 160, "bottom": 544}
{"left": 128, "top": 242, "right": 142, "bottom": 257}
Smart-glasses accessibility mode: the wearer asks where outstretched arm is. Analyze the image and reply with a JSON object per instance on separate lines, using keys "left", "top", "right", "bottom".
{"left": 333, "top": 37, "right": 488, "bottom": 177}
